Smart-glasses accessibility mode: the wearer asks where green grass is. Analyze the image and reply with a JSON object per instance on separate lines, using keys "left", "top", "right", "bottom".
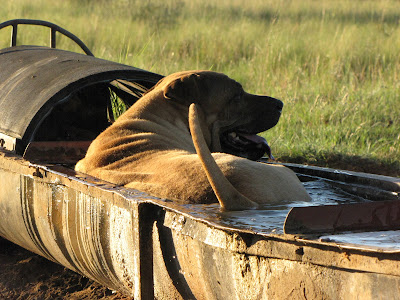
{"left": 1, "top": 0, "right": 399, "bottom": 176}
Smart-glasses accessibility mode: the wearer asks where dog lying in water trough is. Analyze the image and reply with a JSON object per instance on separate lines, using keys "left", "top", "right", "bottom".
{"left": 75, "top": 71, "right": 311, "bottom": 210}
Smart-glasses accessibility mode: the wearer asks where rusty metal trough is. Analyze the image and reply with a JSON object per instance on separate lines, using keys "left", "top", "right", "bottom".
{"left": 1, "top": 20, "right": 400, "bottom": 299}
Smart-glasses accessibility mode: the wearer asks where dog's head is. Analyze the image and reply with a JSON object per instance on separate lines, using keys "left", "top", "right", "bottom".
{"left": 160, "top": 71, "right": 283, "bottom": 161}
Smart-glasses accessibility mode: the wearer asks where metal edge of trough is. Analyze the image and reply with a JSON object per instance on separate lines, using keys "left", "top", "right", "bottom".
{"left": 1, "top": 149, "right": 400, "bottom": 299}
{"left": 277, "top": 161, "right": 400, "bottom": 193}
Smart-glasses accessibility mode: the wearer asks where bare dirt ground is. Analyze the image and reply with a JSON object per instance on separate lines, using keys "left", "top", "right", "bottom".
{"left": 0, "top": 161, "right": 398, "bottom": 299}
{"left": 0, "top": 238, "right": 130, "bottom": 300}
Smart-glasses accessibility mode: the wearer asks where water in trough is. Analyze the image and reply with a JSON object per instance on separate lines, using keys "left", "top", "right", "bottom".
{"left": 180, "top": 179, "right": 400, "bottom": 250}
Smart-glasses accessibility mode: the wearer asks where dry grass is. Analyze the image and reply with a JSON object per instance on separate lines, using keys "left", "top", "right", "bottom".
{"left": 1, "top": 0, "right": 399, "bottom": 175}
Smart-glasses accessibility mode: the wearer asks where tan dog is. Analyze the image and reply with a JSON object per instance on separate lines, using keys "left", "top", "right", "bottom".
{"left": 75, "top": 71, "right": 311, "bottom": 210}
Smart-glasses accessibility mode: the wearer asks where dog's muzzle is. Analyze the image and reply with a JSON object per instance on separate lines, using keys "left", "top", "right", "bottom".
{"left": 220, "top": 131, "right": 273, "bottom": 161}
{"left": 219, "top": 97, "right": 283, "bottom": 161}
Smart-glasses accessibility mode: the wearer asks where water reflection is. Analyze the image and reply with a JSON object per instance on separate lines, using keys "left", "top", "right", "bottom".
{"left": 183, "top": 179, "right": 369, "bottom": 235}
{"left": 320, "top": 231, "right": 400, "bottom": 250}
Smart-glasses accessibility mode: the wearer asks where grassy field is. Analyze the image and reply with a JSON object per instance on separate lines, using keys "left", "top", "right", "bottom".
{"left": 1, "top": 0, "right": 399, "bottom": 176}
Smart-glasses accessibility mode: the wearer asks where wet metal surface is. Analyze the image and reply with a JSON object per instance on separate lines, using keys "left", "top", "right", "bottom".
{"left": 170, "top": 179, "right": 372, "bottom": 235}
{"left": 284, "top": 199, "right": 400, "bottom": 235}
{"left": 320, "top": 230, "right": 400, "bottom": 251}
{"left": 1, "top": 149, "right": 400, "bottom": 299}
{"left": 30, "top": 161, "right": 400, "bottom": 252}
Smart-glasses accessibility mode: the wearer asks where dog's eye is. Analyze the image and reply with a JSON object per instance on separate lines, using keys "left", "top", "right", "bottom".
{"left": 231, "top": 92, "right": 243, "bottom": 103}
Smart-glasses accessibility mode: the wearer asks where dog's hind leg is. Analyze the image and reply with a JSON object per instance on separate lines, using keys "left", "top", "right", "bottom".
{"left": 188, "top": 103, "right": 258, "bottom": 211}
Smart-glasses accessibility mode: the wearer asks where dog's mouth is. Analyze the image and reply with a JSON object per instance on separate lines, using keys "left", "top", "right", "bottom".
{"left": 220, "top": 131, "right": 274, "bottom": 161}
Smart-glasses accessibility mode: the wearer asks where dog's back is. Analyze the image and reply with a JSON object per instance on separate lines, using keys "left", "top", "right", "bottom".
{"left": 76, "top": 71, "right": 311, "bottom": 210}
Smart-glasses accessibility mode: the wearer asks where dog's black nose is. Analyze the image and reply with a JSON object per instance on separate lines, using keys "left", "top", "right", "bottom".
{"left": 266, "top": 96, "right": 283, "bottom": 110}
{"left": 276, "top": 99, "right": 283, "bottom": 110}
{"left": 273, "top": 99, "right": 283, "bottom": 112}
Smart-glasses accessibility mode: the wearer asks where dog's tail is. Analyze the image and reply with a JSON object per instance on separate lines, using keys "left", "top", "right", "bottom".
{"left": 189, "top": 103, "right": 258, "bottom": 210}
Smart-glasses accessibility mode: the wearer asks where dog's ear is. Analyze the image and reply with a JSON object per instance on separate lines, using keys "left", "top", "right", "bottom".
{"left": 163, "top": 73, "right": 201, "bottom": 103}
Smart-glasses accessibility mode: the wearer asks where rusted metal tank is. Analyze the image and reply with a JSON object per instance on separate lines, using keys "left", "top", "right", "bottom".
{"left": 0, "top": 19, "right": 163, "bottom": 154}
{"left": 1, "top": 20, "right": 400, "bottom": 300}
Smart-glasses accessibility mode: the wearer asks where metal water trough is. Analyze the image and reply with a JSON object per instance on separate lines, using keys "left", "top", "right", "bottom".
{"left": 1, "top": 20, "right": 400, "bottom": 299}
